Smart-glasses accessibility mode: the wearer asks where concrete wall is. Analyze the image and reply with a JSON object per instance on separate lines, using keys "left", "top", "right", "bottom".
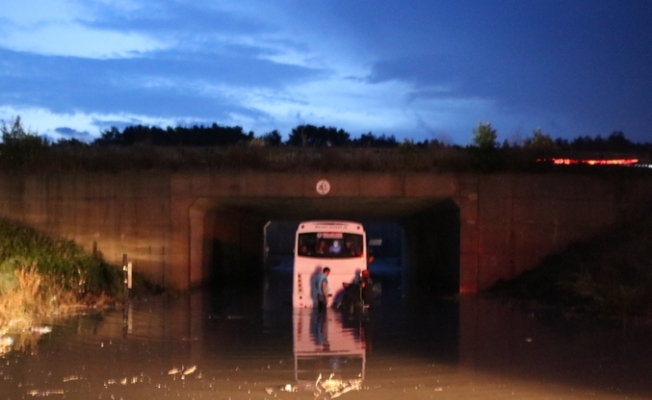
{"left": 0, "top": 173, "right": 176, "bottom": 287}
{"left": 0, "top": 172, "right": 650, "bottom": 292}
{"left": 468, "top": 174, "right": 652, "bottom": 291}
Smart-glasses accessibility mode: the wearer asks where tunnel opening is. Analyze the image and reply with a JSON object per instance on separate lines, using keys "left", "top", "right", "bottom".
{"left": 262, "top": 220, "right": 406, "bottom": 308}
{"left": 197, "top": 197, "right": 460, "bottom": 302}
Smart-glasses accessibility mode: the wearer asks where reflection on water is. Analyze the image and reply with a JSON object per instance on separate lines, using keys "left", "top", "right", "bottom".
{"left": 1, "top": 275, "right": 652, "bottom": 399}
{"left": 293, "top": 308, "right": 366, "bottom": 397}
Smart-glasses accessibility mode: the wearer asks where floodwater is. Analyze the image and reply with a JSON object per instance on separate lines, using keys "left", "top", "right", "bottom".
{"left": 2, "top": 267, "right": 652, "bottom": 399}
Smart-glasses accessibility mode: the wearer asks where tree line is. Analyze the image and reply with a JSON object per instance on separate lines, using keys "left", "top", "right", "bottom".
{"left": 2, "top": 116, "right": 649, "bottom": 152}
{"left": 1, "top": 117, "right": 651, "bottom": 174}
{"left": 93, "top": 122, "right": 652, "bottom": 153}
{"left": 94, "top": 123, "right": 401, "bottom": 148}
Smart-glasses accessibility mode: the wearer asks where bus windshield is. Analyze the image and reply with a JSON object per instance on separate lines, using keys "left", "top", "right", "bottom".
{"left": 297, "top": 232, "right": 364, "bottom": 259}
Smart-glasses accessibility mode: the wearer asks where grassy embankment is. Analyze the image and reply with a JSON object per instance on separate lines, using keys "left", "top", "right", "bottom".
{"left": 5, "top": 143, "right": 651, "bottom": 174}
{"left": 489, "top": 208, "right": 652, "bottom": 326}
{"left": 0, "top": 218, "right": 124, "bottom": 337}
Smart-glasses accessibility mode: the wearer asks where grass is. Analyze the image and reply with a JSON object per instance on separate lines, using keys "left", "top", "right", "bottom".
{"left": 0, "top": 218, "right": 125, "bottom": 341}
{"left": 0, "top": 218, "right": 123, "bottom": 296}
{"left": 0, "top": 264, "right": 78, "bottom": 335}
{"left": 2, "top": 144, "right": 650, "bottom": 174}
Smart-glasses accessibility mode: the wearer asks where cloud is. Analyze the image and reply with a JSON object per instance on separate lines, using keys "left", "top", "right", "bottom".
{"left": 51, "top": 126, "right": 95, "bottom": 143}
{"left": 1, "top": 0, "right": 651, "bottom": 146}
{"left": 0, "top": 24, "right": 167, "bottom": 59}
{"left": 0, "top": 105, "right": 180, "bottom": 141}
{"left": 0, "top": 0, "right": 170, "bottom": 59}
{"left": 2, "top": 0, "right": 82, "bottom": 26}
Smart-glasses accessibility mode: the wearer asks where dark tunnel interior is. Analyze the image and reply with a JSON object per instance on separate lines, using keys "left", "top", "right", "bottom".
{"left": 202, "top": 197, "right": 460, "bottom": 300}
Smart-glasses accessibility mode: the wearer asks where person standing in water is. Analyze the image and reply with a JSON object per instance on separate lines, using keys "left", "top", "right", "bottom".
{"left": 317, "top": 267, "right": 331, "bottom": 310}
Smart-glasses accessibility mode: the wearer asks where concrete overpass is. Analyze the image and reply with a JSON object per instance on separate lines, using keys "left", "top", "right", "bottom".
{"left": 1, "top": 171, "right": 650, "bottom": 293}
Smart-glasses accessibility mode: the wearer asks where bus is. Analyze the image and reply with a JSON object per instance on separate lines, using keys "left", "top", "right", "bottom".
{"left": 293, "top": 220, "right": 368, "bottom": 308}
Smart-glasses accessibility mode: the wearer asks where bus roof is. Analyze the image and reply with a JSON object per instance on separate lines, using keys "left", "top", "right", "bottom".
{"left": 296, "top": 220, "right": 364, "bottom": 232}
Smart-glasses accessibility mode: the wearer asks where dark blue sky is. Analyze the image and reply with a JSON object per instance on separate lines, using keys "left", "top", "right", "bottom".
{"left": 1, "top": 0, "right": 651, "bottom": 144}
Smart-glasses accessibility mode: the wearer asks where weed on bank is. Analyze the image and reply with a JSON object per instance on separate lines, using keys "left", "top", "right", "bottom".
{"left": 0, "top": 218, "right": 123, "bottom": 336}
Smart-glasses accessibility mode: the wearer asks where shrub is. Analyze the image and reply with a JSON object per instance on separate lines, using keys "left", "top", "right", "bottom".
{"left": 0, "top": 263, "right": 79, "bottom": 335}
{"left": 0, "top": 218, "right": 122, "bottom": 296}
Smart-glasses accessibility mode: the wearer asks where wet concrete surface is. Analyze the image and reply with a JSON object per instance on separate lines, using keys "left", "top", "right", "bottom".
{"left": 1, "top": 270, "right": 652, "bottom": 399}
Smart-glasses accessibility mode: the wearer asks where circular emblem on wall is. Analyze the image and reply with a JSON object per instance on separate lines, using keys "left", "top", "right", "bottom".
{"left": 315, "top": 179, "right": 331, "bottom": 195}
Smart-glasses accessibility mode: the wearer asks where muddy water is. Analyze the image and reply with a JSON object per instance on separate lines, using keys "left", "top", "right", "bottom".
{"left": 1, "top": 277, "right": 652, "bottom": 399}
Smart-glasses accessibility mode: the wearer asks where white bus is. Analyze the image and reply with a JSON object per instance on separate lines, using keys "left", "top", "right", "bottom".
{"left": 293, "top": 220, "right": 368, "bottom": 308}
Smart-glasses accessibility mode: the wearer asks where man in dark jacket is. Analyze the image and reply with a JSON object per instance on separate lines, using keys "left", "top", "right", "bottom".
{"left": 340, "top": 269, "right": 373, "bottom": 310}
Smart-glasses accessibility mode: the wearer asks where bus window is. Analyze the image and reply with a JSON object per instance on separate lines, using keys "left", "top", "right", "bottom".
{"left": 297, "top": 232, "right": 363, "bottom": 258}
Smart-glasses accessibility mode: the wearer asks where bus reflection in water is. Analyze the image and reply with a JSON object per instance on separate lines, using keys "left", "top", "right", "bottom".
{"left": 293, "top": 307, "right": 366, "bottom": 397}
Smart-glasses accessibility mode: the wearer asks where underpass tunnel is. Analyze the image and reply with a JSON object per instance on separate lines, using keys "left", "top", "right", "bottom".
{"left": 197, "top": 197, "right": 460, "bottom": 297}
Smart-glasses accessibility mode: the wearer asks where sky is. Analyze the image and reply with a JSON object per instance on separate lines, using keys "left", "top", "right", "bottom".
{"left": 1, "top": 0, "right": 651, "bottom": 145}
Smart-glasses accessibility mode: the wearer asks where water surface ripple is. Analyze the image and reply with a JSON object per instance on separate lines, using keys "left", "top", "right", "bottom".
{"left": 1, "top": 287, "right": 651, "bottom": 399}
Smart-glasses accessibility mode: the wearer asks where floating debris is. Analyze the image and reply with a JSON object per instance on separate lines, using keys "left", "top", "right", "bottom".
{"left": 282, "top": 383, "right": 296, "bottom": 392}
{"left": 62, "top": 375, "right": 82, "bottom": 382}
{"left": 103, "top": 375, "right": 143, "bottom": 385}
{"left": 266, "top": 373, "right": 363, "bottom": 397}
{"left": 265, "top": 383, "right": 298, "bottom": 394}
{"left": 1, "top": 336, "right": 14, "bottom": 346}
{"left": 315, "top": 373, "right": 362, "bottom": 399}
{"left": 30, "top": 326, "right": 52, "bottom": 334}
{"left": 26, "top": 389, "right": 64, "bottom": 396}
{"left": 168, "top": 365, "right": 197, "bottom": 378}
{"left": 0, "top": 337, "right": 13, "bottom": 356}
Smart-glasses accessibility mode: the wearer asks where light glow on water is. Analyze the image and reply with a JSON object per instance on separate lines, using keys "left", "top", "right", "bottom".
{"left": 1, "top": 284, "right": 651, "bottom": 399}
